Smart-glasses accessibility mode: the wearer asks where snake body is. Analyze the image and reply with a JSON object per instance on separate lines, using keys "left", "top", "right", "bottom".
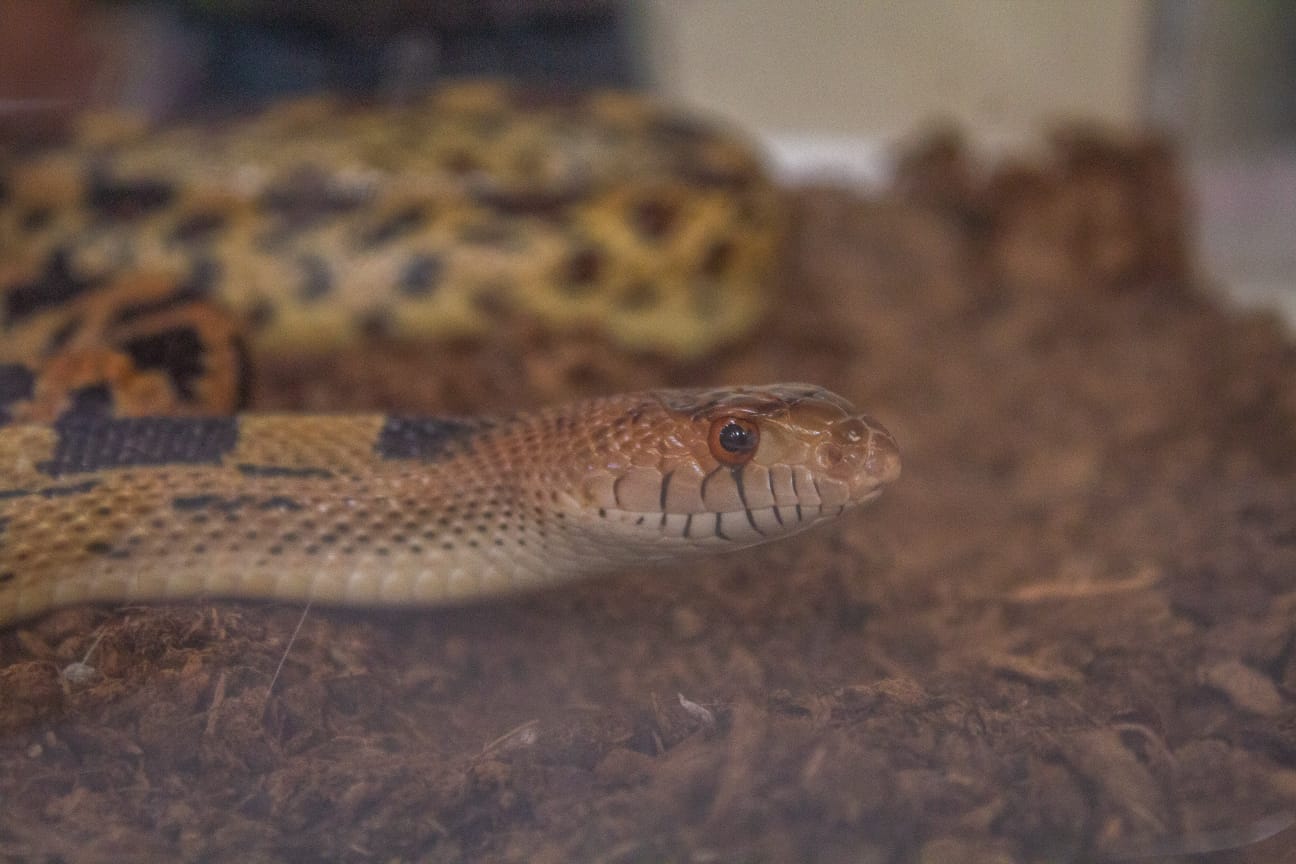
{"left": 0, "top": 385, "right": 900, "bottom": 626}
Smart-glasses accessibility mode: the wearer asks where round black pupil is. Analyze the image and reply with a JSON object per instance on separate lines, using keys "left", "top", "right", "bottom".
{"left": 718, "top": 422, "right": 755, "bottom": 453}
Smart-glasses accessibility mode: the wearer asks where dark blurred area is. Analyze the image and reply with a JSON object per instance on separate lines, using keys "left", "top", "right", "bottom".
{"left": 0, "top": 0, "right": 638, "bottom": 129}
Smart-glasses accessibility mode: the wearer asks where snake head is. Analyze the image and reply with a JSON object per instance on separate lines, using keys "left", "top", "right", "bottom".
{"left": 561, "top": 383, "right": 900, "bottom": 556}
{"left": 683, "top": 383, "right": 901, "bottom": 509}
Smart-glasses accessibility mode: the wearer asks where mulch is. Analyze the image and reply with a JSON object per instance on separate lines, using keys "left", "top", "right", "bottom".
{"left": 3, "top": 125, "right": 1295, "bottom": 863}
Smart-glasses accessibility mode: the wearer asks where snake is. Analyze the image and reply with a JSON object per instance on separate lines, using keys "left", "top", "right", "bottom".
{"left": 0, "top": 82, "right": 900, "bottom": 627}
{"left": 0, "top": 384, "right": 900, "bottom": 626}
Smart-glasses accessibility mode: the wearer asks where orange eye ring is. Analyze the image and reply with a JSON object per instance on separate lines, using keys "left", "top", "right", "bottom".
{"left": 707, "top": 416, "right": 760, "bottom": 465}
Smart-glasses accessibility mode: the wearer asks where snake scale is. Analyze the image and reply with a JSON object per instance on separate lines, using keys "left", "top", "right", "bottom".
{"left": 0, "top": 81, "right": 900, "bottom": 627}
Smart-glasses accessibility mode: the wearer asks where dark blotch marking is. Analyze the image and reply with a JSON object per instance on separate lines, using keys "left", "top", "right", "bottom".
{"left": 0, "top": 489, "right": 29, "bottom": 501}
{"left": 258, "top": 496, "right": 305, "bottom": 511}
{"left": 358, "top": 310, "right": 394, "bottom": 341}
{"left": 375, "top": 416, "right": 487, "bottom": 462}
{"left": 38, "top": 414, "right": 238, "bottom": 476}
{"left": 171, "top": 492, "right": 299, "bottom": 514}
{"left": 172, "top": 494, "right": 224, "bottom": 511}
{"left": 121, "top": 326, "right": 209, "bottom": 402}
{"left": 39, "top": 480, "right": 99, "bottom": 498}
{"left": 0, "top": 572, "right": 13, "bottom": 584}
{"left": 563, "top": 247, "right": 602, "bottom": 294}
{"left": 20, "top": 206, "right": 52, "bottom": 232}
{"left": 472, "top": 186, "right": 583, "bottom": 219}
{"left": 297, "top": 254, "right": 333, "bottom": 302}
{"left": 66, "top": 384, "right": 115, "bottom": 417}
{"left": 701, "top": 239, "right": 734, "bottom": 277}
{"left": 0, "top": 364, "right": 36, "bottom": 425}
{"left": 45, "top": 316, "right": 83, "bottom": 354}
{"left": 681, "top": 161, "right": 752, "bottom": 191}
{"left": 443, "top": 151, "right": 479, "bottom": 174}
{"left": 236, "top": 463, "right": 333, "bottom": 480}
{"left": 259, "top": 166, "right": 368, "bottom": 230}
{"left": 356, "top": 206, "right": 426, "bottom": 248}
{"left": 246, "top": 299, "right": 275, "bottom": 331}
{"left": 169, "top": 212, "right": 228, "bottom": 245}
{"left": 3, "top": 250, "right": 104, "bottom": 327}
{"left": 469, "top": 285, "right": 510, "bottom": 320}
{"left": 110, "top": 287, "right": 203, "bottom": 328}
{"left": 399, "top": 254, "right": 443, "bottom": 298}
{"left": 87, "top": 171, "right": 176, "bottom": 220}
{"left": 632, "top": 199, "right": 678, "bottom": 240}
{"left": 85, "top": 540, "right": 113, "bottom": 555}
{"left": 185, "top": 257, "right": 222, "bottom": 295}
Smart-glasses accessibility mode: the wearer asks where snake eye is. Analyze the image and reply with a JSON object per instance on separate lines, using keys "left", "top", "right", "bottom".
{"left": 708, "top": 416, "right": 759, "bottom": 465}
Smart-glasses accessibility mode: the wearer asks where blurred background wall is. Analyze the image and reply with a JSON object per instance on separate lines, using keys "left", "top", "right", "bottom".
{"left": 643, "top": 1, "right": 1148, "bottom": 139}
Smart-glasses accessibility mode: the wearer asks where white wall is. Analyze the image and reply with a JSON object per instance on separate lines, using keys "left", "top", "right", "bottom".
{"left": 642, "top": 1, "right": 1150, "bottom": 141}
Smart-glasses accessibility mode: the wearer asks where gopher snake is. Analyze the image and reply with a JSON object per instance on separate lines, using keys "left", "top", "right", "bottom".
{"left": 0, "top": 384, "right": 900, "bottom": 625}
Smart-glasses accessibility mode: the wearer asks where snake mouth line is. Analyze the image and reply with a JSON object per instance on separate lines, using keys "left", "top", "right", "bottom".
{"left": 604, "top": 488, "right": 883, "bottom": 546}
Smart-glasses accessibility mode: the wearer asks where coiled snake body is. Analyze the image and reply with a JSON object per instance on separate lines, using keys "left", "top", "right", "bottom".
{"left": 0, "top": 84, "right": 899, "bottom": 626}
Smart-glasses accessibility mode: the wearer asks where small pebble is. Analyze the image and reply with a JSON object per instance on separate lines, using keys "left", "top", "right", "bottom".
{"left": 1202, "top": 660, "right": 1284, "bottom": 717}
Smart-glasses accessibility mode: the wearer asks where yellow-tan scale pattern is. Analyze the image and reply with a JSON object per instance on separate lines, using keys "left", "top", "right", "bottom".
{"left": 0, "top": 386, "right": 901, "bottom": 626}
{"left": 0, "top": 80, "right": 781, "bottom": 361}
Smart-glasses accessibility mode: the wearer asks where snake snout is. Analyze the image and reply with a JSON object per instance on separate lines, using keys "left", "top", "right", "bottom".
{"left": 819, "top": 414, "right": 901, "bottom": 499}
{"left": 861, "top": 417, "right": 902, "bottom": 487}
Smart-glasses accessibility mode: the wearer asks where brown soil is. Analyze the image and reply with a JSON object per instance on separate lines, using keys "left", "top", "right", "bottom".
{"left": 3, "top": 127, "right": 1296, "bottom": 863}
